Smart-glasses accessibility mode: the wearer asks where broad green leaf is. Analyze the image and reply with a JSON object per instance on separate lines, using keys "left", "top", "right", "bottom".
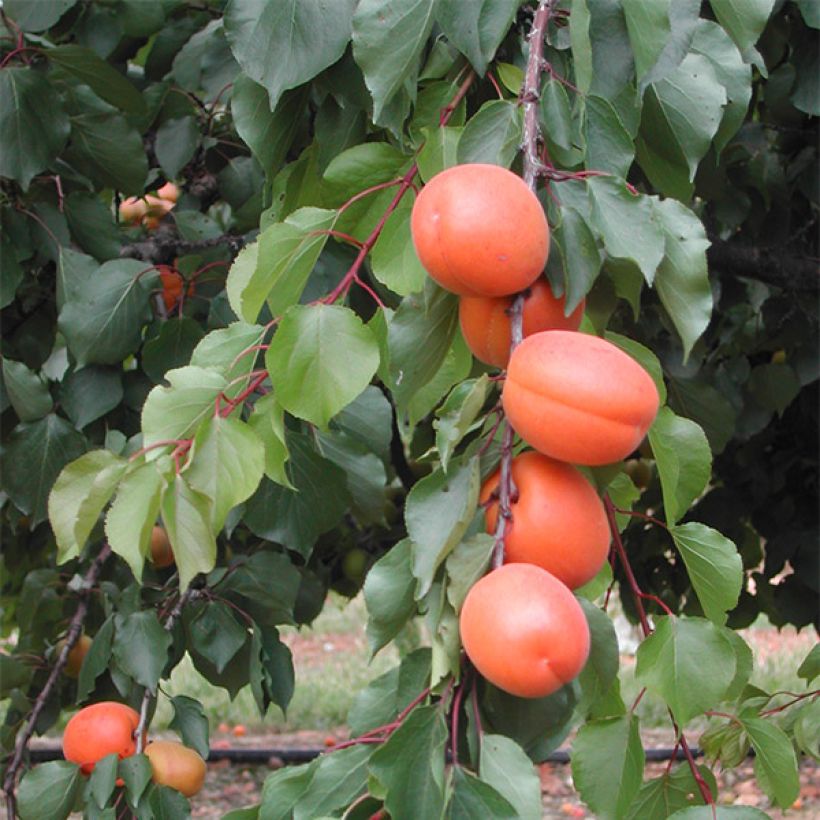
{"left": 793, "top": 699, "right": 819, "bottom": 760}
{"left": 364, "top": 539, "right": 417, "bottom": 654}
{"left": 292, "top": 745, "right": 372, "bottom": 820}
{"left": 172, "top": 18, "right": 237, "bottom": 101}
{"left": 112, "top": 609, "right": 171, "bottom": 692}
{"left": 250, "top": 626, "right": 294, "bottom": 715}
{"left": 259, "top": 764, "right": 316, "bottom": 820}
{"left": 434, "top": 376, "right": 489, "bottom": 472}
{"left": 57, "top": 247, "right": 97, "bottom": 311}
{"left": 186, "top": 601, "right": 247, "bottom": 674}
{"left": 63, "top": 193, "right": 121, "bottom": 263}
{"left": 416, "top": 125, "right": 462, "bottom": 183}
{"left": 105, "top": 462, "right": 165, "bottom": 580}
{"left": 370, "top": 199, "right": 428, "bottom": 296}
{"left": 58, "top": 259, "right": 158, "bottom": 366}
{"left": 570, "top": 0, "right": 593, "bottom": 94}
{"left": 711, "top": 0, "right": 776, "bottom": 53}
{"left": 161, "top": 474, "right": 217, "bottom": 590}
{"left": 436, "top": 0, "right": 518, "bottom": 76}
{"left": 585, "top": 95, "right": 635, "bottom": 178}
{"left": 322, "top": 142, "right": 408, "bottom": 204}
{"left": 87, "top": 753, "right": 118, "bottom": 809}
{"left": 739, "top": 716, "right": 800, "bottom": 808}
{"left": 636, "top": 55, "right": 726, "bottom": 200}
{"left": 635, "top": 616, "right": 736, "bottom": 726}
{"left": 49, "top": 449, "right": 127, "bottom": 563}
{"left": 428, "top": 590, "right": 460, "bottom": 686}
{"left": 142, "top": 318, "right": 205, "bottom": 383}
{"left": 47, "top": 45, "right": 146, "bottom": 115}
{"left": 539, "top": 78, "right": 581, "bottom": 168}
{"left": 626, "top": 764, "right": 718, "bottom": 820}
{"left": 0, "top": 654, "right": 32, "bottom": 697}
{"left": 155, "top": 116, "right": 199, "bottom": 179}
{"left": 406, "top": 456, "right": 480, "bottom": 597}
{"left": 0, "top": 69, "right": 70, "bottom": 189}
{"left": 577, "top": 599, "right": 620, "bottom": 715}
{"left": 225, "top": 0, "right": 355, "bottom": 111}
{"left": 550, "top": 205, "right": 603, "bottom": 313}
{"left": 723, "top": 628, "right": 754, "bottom": 702}
{"left": 221, "top": 551, "right": 300, "bottom": 629}
{"left": 587, "top": 0, "right": 635, "bottom": 100}
{"left": 169, "top": 695, "right": 209, "bottom": 760}
{"left": 247, "top": 392, "right": 292, "bottom": 488}
{"left": 667, "top": 377, "right": 736, "bottom": 455}
{"left": 17, "top": 761, "right": 81, "bottom": 820}
{"left": 648, "top": 407, "right": 711, "bottom": 525}
{"left": 76, "top": 615, "right": 114, "bottom": 701}
{"left": 187, "top": 416, "right": 265, "bottom": 530}
{"left": 444, "top": 533, "right": 494, "bottom": 613}
{"left": 638, "top": 0, "right": 700, "bottom": 89}
{"left": 0, "top": 233, "right": 24, "bottom": 309}
{"left": 652, "top": 198, "right": 712, "bottom": 360}
{"left": 352, "top": 0, "right": 438, "bottom": 130}
{"left": 571, "top": 714, "right": 645, "bottom": 820}
{"left": 119, "top": 755, "right": 153, "bottom": 807}
{"left": 149, "top": 785, "right": 191, "bottom": 817}
{"left": 61, "top": 366, "right": 123, "bottom": 431}
{"left": 457, "top": 100, "right": 523, "bottom": 168}
{"left": 480, "top": 734, "right": 543, "bottom": 820}
{"left": 797, "top": 643, "right": 820, "bottom": 684}
{"left": 671, "top": 523, "right": 742, "bottom": 625}
{"left": 141, "top": 366, "right": 228, "bottom": 455}
{"left": 2, "top": 359, "right": 52, "bottom": 422}
{"left": 668, "top": 807, "right": 771, "bottom": 819}
{"left": 587, "top": 177, "right": 664, "bottom": 284}
{"left": 368, "top": 705, "right": 448, "bottom": 820}
{"left": 622, "top": 0, "right": 671, "bottom": 82}
{"left": 190, "top": 322, "right": 266, "bottom": 381}
{"left": 448, "top": 767, "right": 518, "bottom": 819}
{"left": 266, "top": 304, "right": 380, "bottom": 429}
{"left": 4, "top": 0, "right": 77, "bottom": 31}
{"left": 2, "top": 414, "right": 87, "bottom": 527}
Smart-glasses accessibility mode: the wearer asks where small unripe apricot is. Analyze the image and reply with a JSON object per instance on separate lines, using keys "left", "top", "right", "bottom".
{"left": 481, "top": 451, "right": 610, "bottom": 590}
{"left": 460, "top": 564, "right": 590, "bottom": 698}
{"left": 503, "top": 331, "right": 660, "bottom": 465}
{"left": 411, "top": 164, "right": 549, "bottom": 297}
{"left": 150, "top": 525, "right": 175, "bottom": 569}
{"left": 145, "top": 740, "right": 206, "bottom": 797}
{"left": 459, "top": 280, "right": 584, "bottom": 368}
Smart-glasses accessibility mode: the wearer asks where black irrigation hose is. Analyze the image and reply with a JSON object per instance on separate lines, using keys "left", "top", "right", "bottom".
{"left": 27, "top": 746, "right": 704, "bottom": 765}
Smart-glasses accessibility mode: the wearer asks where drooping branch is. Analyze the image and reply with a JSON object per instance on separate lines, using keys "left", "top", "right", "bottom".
{"left": 2, "top": 544, "right": 112, "bottom": 817}
{"left": 707, "top": 238, "right": 819, "bottom": 292}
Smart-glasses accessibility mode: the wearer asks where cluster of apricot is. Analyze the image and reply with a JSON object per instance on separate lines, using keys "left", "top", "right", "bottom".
{"left": 411, "top": 164, "right": 659, "bottom": 698}
{"left": 119, "top": 181, "right": 179, "bottom": 231}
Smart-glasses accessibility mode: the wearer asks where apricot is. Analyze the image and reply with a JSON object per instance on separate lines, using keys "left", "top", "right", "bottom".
{"left": 459, "top": 280, "right": 584, "bottom": 368}
{"left": 156, "top": 182, "right": 179, "bottom": 203}
{"left": 145, "top": 740, "right": 207, "bottom": 798}
{"left": 410, "top": 163, "right": 549, "bottom": 297}
{"left": 150, "top": 524, "right": 175, "bottom": 568}
{"left": 144, "top": 195, "right": 175, "bottom": 218}
{"left": 58, "top": 633, "right": 93, "bottom": 679}
{"left": 481, "top": 451, "right": 609, "bottom": 590}
{"left": 460, "top": 564, "right": 590, "bottom": 698}
{"left": 119, "top": 197, "right": 148, "bottom": 225}
{"left": 502, "top": 331, "right": 660, "bottom": 465}
{"left": 62, "top": 701, "right": 141, "bottom": 774}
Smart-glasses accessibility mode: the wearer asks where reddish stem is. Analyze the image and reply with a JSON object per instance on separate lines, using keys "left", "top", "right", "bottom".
{"left": 487, "top": 71, "right": 504, "bottom": 100}
{"left": 128, "top": 439, "right": 190, "bottom": 462}
{"left": 309, "top": 229, "right": 365, "bottom": 248}
{"left": 220, "top": 372, "right": 268, "bottom": 416}
{"left": 616, "top": 508, "right": 668, "bottom": 530}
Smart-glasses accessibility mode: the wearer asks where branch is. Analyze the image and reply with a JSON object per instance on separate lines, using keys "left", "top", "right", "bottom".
{"left": 119, "top": 227, "right": 246, "bottom": 264}
{"left": 2, "top": 544, "right": 112, "bottom": 816}
{"left": 707, "top": 238, "right": 819, "bottom": 292}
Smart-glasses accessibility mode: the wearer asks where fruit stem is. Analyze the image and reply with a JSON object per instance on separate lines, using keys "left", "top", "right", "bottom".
{"left": 2, "top": 543, "right": 112, "bottom": 815}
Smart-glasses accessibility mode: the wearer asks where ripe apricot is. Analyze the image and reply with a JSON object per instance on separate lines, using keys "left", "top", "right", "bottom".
{"left": 481, "top": 451, "right": 609, "bottom": 590}
{"left": 62, "top": 701, "right": 141, "bottom": 774}
{"left": 145, "top": 740, "right": 207, "bottom": 798}
{"left": 460, "top": 564, "right": 590, "bottom": 698}
{"left": 119, "top": 197, "right": 148, "bottom": 225}
{"left": 58, "top": 633, "right": 93, "bottom": 679}
{"left": 156, "top": 182, "right": 179, "bottom": 203}
{"left": 150, "top": 524, "right": 175, "bottom": 568}
{"left": 410, "top": 163, "right": 549, "bottom": 297}
{"left": 503, "top": 331, "right": 660, "bottom": 465}
{"left": 459, "top": 280, "right": 584, "bottom": 368}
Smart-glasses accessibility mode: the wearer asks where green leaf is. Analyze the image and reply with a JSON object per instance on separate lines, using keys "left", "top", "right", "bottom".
{"left": 666, "top": 377, "right": 736, "bottom": 455}
{"left": 711, "top": 0, "right": 776, "bottom": 53}
{"left": 448, "top": 767, "right": 517, "bottom": 819}
{"left": 739, "top": 716, "right": 800, "bottom": 808}
{"left": 112, "top": 609, "right": 171, "bottom": 692}
{"left": 479, "top": 734, "right": 543, "bottom": 820}
{"left": 63, "top": 192, "right": 122, "bottom": 262}
{"left": 225, "top": 0, "right": 356, "bottom": 111}
{"left": 793, "top": 699, "right": 819, "bottom": 760}
{"left": 622, "top": 0, "right": 671, "bottom": 83}
{"left": 667, "top": 807, "right": 771, "bottom": 819}
{"left": 17, "top": 761, "right": 81, "bottom": 820}
{"left": 626, "top": 764, "right": 718, "bottom": 820}
{"left": 161, "top": 474, "right": 217, "bottom": 590}
{"left": 635, "top": 616, "right": 736, "bottom": 726}
{"left": 141, "top": 366, "right": 228, "bottom": 455}
{"left": 457, "top": 100, "right": 523, "bottom": 168}
{"left": 364, "top": 540, "right": 417, "bottom": 654}
{"left": 571, "top": 714, "right": 645, "bottom": 820}
{"left": 87, "top": 753, "right": 118, "bottom": 808}
{"left": 2, "top": 359, "right": 52, "bottom": 422}
{"left": 119, "top": 755, "right": 153, "bottom": 806}
{"left": 436, "top": 0, "right": 518, "bottom": 76}
{"left": 748, "top": 363, "right": 801, "bottom": 417}
{"left": 352, "top": 0, "right": 438, "bottom": 131}
{"left": 221, "top": 551, "right": 300, "bottom": 629}
{"left": 260, "top": 764, "right": 316, "bottom": 820}
{"left": 49, "top": 449, "right": 127, "bottom": 563}
{"left": 671, "top": 523, "right": 742, "bottom": 626}
{"left": 570, "top": 0, "right": 593, "bottom": 94}
{"left": 187, "top": 416, "right": 265, "bottom": 530}
{"left": 250, "top": 626, "right": 294, "bottom": 715}
{"left": 105, "top": 462, "right": 164, "bottom": 580}
{"left": 797, "top": 643, "right": 820, "bottom": 684}
{"left": 550, "top": 205, "right": 603, "bottom": 313}
{"left": 58, "top": 259, "right": 158, "bottom": 366}
{"left": 636, "top": 55, "right": 726, "bottom": 200}
{"left": 584, "top": 95, "right": 635, "bottom": 178}
{"left": 247, "top": 392, "right": 292, "bottom": 489}
{"left": 142, "top": 318, "right": 205, "bottom": 384}
{"left": 8, "top": 418, "right": 85, "bottom": 528}
{"left": 155, "top": 116, "right": 199, "bottom": 179}
{"left": 434, "top": 376, "right": 489, "bottom": 472}
{"left": 0, "top": 69, "right": 70, "bottom": 189}
{"left": 368, "top": 705, "right": 449, "bottom": 820}
{"left": 3, "top": 0, "right": 77, "bottom": 31}
{"left": 169, "top": 695, "right": 209, "bottom": 760}
{"left": 637, "top": 0, "right": 700, "bottom": 90}
{"left": 652, "top": 199, "right": 712, "bottom": 360}
{"left": 334, "top": 385, "right": 394, "bottom": 464}
{"left": 723, "top": 628, "right": 753, "bottom": 702}
{"left": 186, "top": 601, "right": 247, "bottom": 674}
{"left": 190, "top": 322, "right": 265, "bottom": 379}
{"left": 370, "top": 199, "right": 428, "bottom": 296}
{"left": 444, "top": 533, "right": 494, "bottom": 613}
{"left": 228, "top": 208, "right": 335, "bottom": 322}
{"left": 77, "top": 615, "right": 114, "bottom": 701}
{"left": 587, "top": 177, "right": 664, "bottom": 284}
{"left": 406, "top": 456, "right": 480, "bottom": 597}
{"left": 648, "top": 407, "right": 711, "bottom": 525}
{"left": 417, "top": 125, "right": 462, "bottom": 183}
{"left": 47, "top": 45, "right": 146, "bottom": 115}
{"left": 60, "top": 366, "right": 124, "bottom": 432}
{"left": 149, "top": 785, "right": 191, "bottom": 817}
{"left": 577, "top": 599, "right": 620, "bottom": 715}
{"left": 292, "top": 745, "right": 372, "bottom": 820}
{"left": 0, "top": 653, "right": 32, "bottom": 697}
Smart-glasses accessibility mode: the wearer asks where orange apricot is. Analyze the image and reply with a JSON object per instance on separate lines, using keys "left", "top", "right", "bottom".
{"left": 59, "top": 633, "right": 93, "bottom": 679}
{"left": 156, "top": 182, "right": 179, "bottom": 203}
{"left": 150, "top": 524, "right": 175, "bottom": 568}
{"left": 481, "top": 451, "right": 610, "bottom": 590}
{"left": 145, "top": 740, "right": 207, "bottom": 797}
{"left": 62, "top": 701, "right": 141, "bottom": 774}
{"left": 410, "top": 164, "right": 549, "bottom": 297}
{"left": 459, "top": 564, "right": 590, "bottom": 698}
{"left": 502, "top": 331, "right": 660, "bottom": 465}
{"left": 119, "top": 197, "right": 148, "bottom": 225}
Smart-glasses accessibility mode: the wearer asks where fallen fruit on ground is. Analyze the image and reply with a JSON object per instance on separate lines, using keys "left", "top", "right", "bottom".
{"left": 411, "top": 163, "right": 549, "bottom": 297}
{"left": 145, "top": 740, "right": 207, "bottom": 797}
{"left": 150, "top": 524, "right": 175, "bottom": 568}
{"left": 58, "top": 633, "right": 93, "bottom": 679}
{"left": 481, "top": 451, "right": 610, "bottom": 590}
{"left": 459, "top": 563, "right": 590, "bottom": 698}
{"left": 62, "top": 701, "right": 141, "bottom": 774}
{"left": 459, "top": 279, "right": 584, "bottom": 368}
{"left": 503, "top": 330, "right": 660, "bottom": 465}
